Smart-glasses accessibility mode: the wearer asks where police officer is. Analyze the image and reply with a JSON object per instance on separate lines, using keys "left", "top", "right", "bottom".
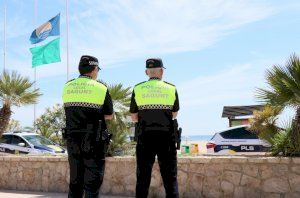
{"left": 130, "top": 58, "right": 180, "bottom": 198}
{"left": 62, "top": 55, "right": 114, "bottom": 198}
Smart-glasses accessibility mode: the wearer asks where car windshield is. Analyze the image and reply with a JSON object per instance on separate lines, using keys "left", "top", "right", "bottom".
{"left": 23, "top": 135, "right": 56, "bottom": 146}
{"left": 220, "top": 127, "right": 258, "bottom": 139}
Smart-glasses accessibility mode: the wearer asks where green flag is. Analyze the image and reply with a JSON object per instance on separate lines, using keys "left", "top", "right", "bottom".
{"left": 30, "top": 38, "right": 61, "bottom": 67}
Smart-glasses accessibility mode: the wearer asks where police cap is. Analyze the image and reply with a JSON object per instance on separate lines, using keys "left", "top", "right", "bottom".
{"left": 78, "top": 55, "right": 101, "bottom": 71}
{"left": 146, "top": 58, "right": 166, "bottom": 69}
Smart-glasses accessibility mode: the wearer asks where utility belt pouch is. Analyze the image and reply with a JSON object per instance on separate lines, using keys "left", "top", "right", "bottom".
{"left": 102, "top": 129, "right": 113, "bottom": 154}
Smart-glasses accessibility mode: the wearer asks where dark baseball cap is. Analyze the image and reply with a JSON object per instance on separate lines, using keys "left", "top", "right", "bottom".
{"left": 146, "top": 58, "right": 166, "bottom": 69}
{"left": 78, "top": 55, "right": 101, "bottom": 70}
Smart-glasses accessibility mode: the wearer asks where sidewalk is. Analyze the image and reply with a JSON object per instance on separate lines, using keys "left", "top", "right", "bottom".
{"left": 0, "top": 190, "right": 133, "bottom": 198}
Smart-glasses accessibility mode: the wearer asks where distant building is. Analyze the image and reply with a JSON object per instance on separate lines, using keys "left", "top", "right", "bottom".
{"left": 222, "top": 105, "right": 264, "bottom": 127}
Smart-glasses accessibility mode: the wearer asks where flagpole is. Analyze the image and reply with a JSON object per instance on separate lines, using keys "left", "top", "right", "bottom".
{"left": 33, "top": 0, "right": 38, "bottom": 128}
{"left": 3, "top": 2, "right": 6, "bottom": 72}
{"left": 66, "top": 0, "right": 69, "bottom": 81}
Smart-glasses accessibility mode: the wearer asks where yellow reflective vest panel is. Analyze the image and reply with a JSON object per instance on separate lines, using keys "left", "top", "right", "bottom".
{"left": 62, "top": 77, "right": 107, "bottom": 109}
{"left": 133, "top": 80, "right": 176, "bottom": 110}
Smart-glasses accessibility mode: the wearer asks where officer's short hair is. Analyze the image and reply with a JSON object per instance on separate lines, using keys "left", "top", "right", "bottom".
{"left": 79, "top": 66, "right": 96, "bottom": 75}
{"left": 78, "top": 55, "right": 100, "bottom": 75}
{"left": 147, "top": 68, "right": 162, "bottom": 76}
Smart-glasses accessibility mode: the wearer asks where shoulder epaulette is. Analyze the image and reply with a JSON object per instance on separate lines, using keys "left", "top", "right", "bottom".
{"left": 97, "top": 80, "right": 108, "bottom": 87}
{"left": 134, "top": 81, "right": 146, "bottom": 87}
{"left": 163, "top": 81, "right": 176, "bottom": 87}
{"left": 66, "top": 78, "right": 75, "bottom": 84}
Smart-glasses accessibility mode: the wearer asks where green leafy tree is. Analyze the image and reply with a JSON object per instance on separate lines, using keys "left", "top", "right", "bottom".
{"left": 257, "top": 54, "right": 300, "bottom": 155}
{"left": 5, "top": 119, "right": 22, "bottom": 132}
{"left": 35, "top": 104, "right": 65, "bottom": 145}
{"left": 0, "top": 71, "right": 41, "bottom": 137}
{"left": 249, "top": 106, "right": 282, "bottom": 143}
{"left": 270, "top": 122, "right": 296, "bottom": 156}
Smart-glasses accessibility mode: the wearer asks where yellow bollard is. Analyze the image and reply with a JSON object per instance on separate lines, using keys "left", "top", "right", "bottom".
{"left": 190, "top": 143, "right": 199, "bottom": 155}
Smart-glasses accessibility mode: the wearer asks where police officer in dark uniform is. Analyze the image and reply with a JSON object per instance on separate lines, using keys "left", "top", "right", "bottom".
{"left": 130, "top": 58, "right": 180, "bottom": 198}
{"left": 62, "top": 55, "right": 114, "bottom": 198}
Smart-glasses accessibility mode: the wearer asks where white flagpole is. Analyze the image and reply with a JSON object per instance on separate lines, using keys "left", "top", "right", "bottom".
{"left": 3, "top": 2, "right": 6, "bottom": 72}
{"left": 33, "top": 0, "right": 38, "bottom": 128}
{"left": 66, "top": 0, "right": 69, "bottom": 81}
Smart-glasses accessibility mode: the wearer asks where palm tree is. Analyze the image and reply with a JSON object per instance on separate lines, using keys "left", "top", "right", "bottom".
{"left": 108, "top": 83, "right": 131, "bottom": 125}
{"left": 106, "top": 83, "right": 132, "bottom": 156}
{"left": 256, "top": 54, "right": 300, "bottom": 154}
{"left": 0, "top": 71, "right": 41, "bottom": 137}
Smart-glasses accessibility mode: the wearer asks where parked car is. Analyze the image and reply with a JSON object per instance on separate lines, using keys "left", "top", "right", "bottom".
{"left": 0, "top": 131, "right": 67, "bottom": 155}
{"left": 206, "top": 125, "right": 271, "bottom": 155}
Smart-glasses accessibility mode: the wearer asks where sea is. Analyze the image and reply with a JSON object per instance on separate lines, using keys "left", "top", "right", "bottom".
{"left": 182, "top": 135, "right": 213, "bottom": 141}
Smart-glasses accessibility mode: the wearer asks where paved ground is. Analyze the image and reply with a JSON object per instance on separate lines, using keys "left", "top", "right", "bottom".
{"left": 0, "top": 190, "right": 133, "bottom": 198}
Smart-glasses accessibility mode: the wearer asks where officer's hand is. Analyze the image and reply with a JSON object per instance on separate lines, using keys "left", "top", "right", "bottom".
{"left": 104, "top": 113, "right": 114, "bottom": 120}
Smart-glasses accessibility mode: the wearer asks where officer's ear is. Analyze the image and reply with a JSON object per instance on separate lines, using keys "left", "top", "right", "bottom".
{"left": 145, "top": 69, "right": 149, "bottom": 76}
{"left": 91, "top": 67, "right": 99, "bottom": 79}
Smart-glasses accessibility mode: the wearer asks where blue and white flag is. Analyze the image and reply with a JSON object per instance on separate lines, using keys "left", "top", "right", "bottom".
{"left": 29, "top": 13, "right": 60, "bottom": 44}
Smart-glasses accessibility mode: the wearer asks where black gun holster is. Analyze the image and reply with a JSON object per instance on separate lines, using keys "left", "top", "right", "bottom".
{"left": 134, "top": 122, "right": 143, "bottom": 144}
{"left": 173, "top": 119, "right": 182, "bottom": 150}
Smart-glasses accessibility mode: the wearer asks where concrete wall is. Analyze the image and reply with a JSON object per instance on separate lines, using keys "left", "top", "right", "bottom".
{"left": 0, "top": 156, "right": 300, "bottom": 198}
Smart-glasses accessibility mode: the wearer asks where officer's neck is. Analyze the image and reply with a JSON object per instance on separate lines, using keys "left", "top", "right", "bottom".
{"left": 79, "top": 74, "right": 96, "bottom": 80}
{"left": 149, "top": 77, "right": 162, "bottom": 80}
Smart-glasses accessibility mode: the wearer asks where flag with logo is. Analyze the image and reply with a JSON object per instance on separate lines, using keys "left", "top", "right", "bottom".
{"left": 30, "top": 13, "right": 60, "bottom": 44}
{"left": 30, "top": 38, "right": 61, "bottom": 67}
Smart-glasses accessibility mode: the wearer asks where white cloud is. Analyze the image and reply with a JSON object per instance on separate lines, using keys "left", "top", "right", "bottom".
{"left": 0, "top": 0, "right": 277, "bottom": 78}
{"left": 65, "top": 0, "right": 276, "bottom": 74}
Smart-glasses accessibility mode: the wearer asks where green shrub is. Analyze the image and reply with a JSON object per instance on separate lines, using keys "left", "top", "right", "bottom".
{"left": 270, "top": 122, "right": 297, "bottom": 156}
{"left": 249, "top": 106, "right": 282, "bottom": 143}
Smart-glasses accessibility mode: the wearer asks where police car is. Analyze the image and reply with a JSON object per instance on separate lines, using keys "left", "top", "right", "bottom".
{"left": 206, "top": 125, "right": 271, "bottom": 155}
{"left": 0, "top": 132, "right": 67, "bottom": 155}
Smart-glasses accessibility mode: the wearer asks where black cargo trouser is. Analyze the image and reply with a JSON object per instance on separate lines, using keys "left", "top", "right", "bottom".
{"left": 136, "top": 130, "right": 179, "bottom": 198}
{"left": 67, "top": 133, "right": 105, "bottom": 198}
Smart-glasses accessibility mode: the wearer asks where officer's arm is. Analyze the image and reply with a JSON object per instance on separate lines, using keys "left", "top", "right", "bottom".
{"left": 172, "top": 112, "right": 178, "bottom": 119}
{"left": 103, "top": 91, "right": 114, "bottom": 120}
{"left": 172, "top": 89, "right": 180, "bottom": 119}
{"left": 130, "top": 90, "right": 139, "bottom": 122}
{"left": 105, "top": 114, "right": 114, "bottom": 120}
{"left": 131, "top": 113, "right": 138, "bottom": 122}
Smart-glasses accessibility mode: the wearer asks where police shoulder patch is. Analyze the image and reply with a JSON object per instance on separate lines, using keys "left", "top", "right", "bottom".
{"left": 97, "top": 80, "right": 108, "bottom": 87}
{"left": 163, "top": 81, "right": 175, "bottom": 87}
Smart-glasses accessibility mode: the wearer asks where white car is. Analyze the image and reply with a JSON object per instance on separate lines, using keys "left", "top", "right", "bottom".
{"left": 0, "top": 132, "right": 67, "bottom": 155}
{"left": 206, "top": 125, "right": 271, "bottom": 155}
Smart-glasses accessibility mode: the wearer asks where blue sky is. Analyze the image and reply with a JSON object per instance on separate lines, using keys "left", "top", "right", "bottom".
{"left": 0, "top": 0, "right": 300, "bottom": 135}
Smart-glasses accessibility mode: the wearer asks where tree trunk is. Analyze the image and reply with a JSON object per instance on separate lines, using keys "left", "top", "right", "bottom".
{"left": 292, "top": 107, "right": 300, "bottom": 155}
{"left": 0, "top": 103, "right": 12, "bottom": 137}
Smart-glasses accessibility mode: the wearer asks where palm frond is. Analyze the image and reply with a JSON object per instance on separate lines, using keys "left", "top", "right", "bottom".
{"left": 0, "top": 70, "right": 42, "bottom": 106}
{"left": 256, "top": 54, "right": 300, "bottom": 107}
